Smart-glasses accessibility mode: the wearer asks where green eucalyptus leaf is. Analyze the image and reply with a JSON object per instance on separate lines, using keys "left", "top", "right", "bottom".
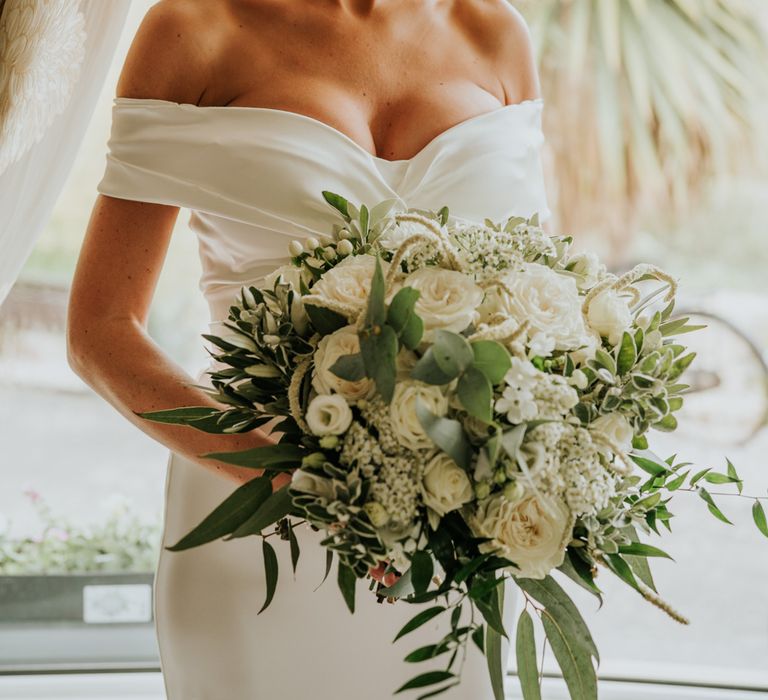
{"left": 395, "top": 671, "right": 455, "bottom": 694}
{"left": 541, "top": 610, "right": 598, "bottom": 700}
{"left": 411, "top": 346, "right": 457, "bottom": 384}
{"left": 416, "top": 400, "right": 472, "bottom": 469}
{"left": 360, "top": 324, "right": 399, "bottom": 402}
{"left": 457, "top": 367, "right": 493, "bottom": 422}
{"left": 288, "top": 523, "right": 300, "bottom": 574}
{"left": 616, "top": 331, "right": 637, "bottom": 375}
{"left": 471, "top": 340, "right": 512, "bottom": 384}
{"left": 305, "top": 303, "right": 348, "bottom": 335}
{"left": 431, "top": 330, "right": 475, "bottom": 376}
{"left": 365, "top": 257, "right": 387, "bottom": 327}
{"left": 329, "top": 352, "right": 368, "bottom": 381}
{"left": 166, "top": 476, "right": 273, "bottom": 551}
{"left": 617, "top": 543, "right": 673, "bottom": 560}
{"left": 516, "top": 609, "right": 541, "bottom": 700}
{"left": 227, "top": 486, "right": 293, "bottom": 538}
{"left": 258, "top": 540, "right": 279, "bottom": 614}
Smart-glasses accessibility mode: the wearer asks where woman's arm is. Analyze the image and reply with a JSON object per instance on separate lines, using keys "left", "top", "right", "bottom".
{"left": 67, "top": 1, "right": 287, "bottom": 489}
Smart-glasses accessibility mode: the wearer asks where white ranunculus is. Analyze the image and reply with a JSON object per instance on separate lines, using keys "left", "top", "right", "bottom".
{"left": 290, "top": 469, "right": 335, "bottom": 499}
{"left": 421, "top": 453, "right": 474, "bottom": 529}
{"left": 403, "top": 267, "right": 483, "bottom": 336}
{"left": 305, "top": 394, "right": 353, "bottom": 436}
{"left": 308, "top": 254, "right": 389, "bottom": 316}
{"left": 568, "top": 252, "right": 606, "bottom": 291}
{"left": 492, "top": 263, "right": 590, "bottom": 352}
{"left": 586, "top": 289, "right": 633, "bottom": 346}
{"left": 312, "top": 325, "right": 375, "bottom": 401}
{"left": 590, "top": 413, "right": 634, "bottom": 452}
{"left": 467, "top": 491, "right": 573, "bottom": 579}
{"left": 390, "top": 381, "right": 449, "bottom": 451}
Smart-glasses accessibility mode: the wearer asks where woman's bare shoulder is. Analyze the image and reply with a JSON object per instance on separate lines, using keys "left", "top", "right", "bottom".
{"left": 115, "top": 0, "right": 228, "bottom": 105}
{"left": 452, "top": 0, "right": 540, "bottom": 102}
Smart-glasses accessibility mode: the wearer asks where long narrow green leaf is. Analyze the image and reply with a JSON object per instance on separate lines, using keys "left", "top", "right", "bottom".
{"left": 258, "top": 540, "right": 278, "bottom": 614}
{"left": 393, "top": 606, "right": 446, "bottom": 642}
{"left": 516, "top": 610, "right": 541, "bottom": 700}
{"left": 542, "top": 610, "right": 598, "bottom": 700}
{"left": 337, "top": 560, "right": 356, "bottom": 614}
{"left": 752, "top": 500, "right": 768, "bottom": 538}
{"left": 226, "top": 486, "right": 293, "bottom": 538}
{"left": 166, "top": 476, "right": 272, "bottom": 551}
{"left": 485, "top": 582, "right": 506, "bottom": 700}
{"left": 201, "top": 444, "right": 305, "bottom": 469}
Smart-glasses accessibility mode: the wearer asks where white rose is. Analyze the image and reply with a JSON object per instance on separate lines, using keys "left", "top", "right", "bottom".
{"left": 569, "top": 328, "right": 601, "bottom": 366}
{"left": 586, "top": 289, "right": 633, "bottom": 346}
{"left": 492, "top": 263, "right": 590, "bottom": 352}
{"left": 590, "top": 413, "right": 634, "bottom": 453}
{"left": 467, "top": 491, "right": 573, "bottom": 579}
{"left": 307, "top": 254, "right": 389, "bottom": 317}
{"left": 568, "top": 252, "right": 606, "bottom": 291}
{"left": 389, "top": 381, "right": 449, "bottom": 451}
{"left": 421, "top": 453, "right": 474, "bottom": 528}
{"left": 403, "top": 267, "right": 483, "bottom": 336}
{"left": 290, "top": 469, "right": 335, "bottom": 500}
{"left": 312, "top": 325, "right": 375, "bottom": 401}
{"left": 305, "top": 394, "right": 353, "bottom": 436}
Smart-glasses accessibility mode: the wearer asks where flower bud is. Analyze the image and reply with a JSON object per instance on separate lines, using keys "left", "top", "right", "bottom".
{"left": 474, "top": 481, "right": 491, "bottom": 500}
{"left": 337, "top": 239, "right": 354, "bottom": 256}
{"left": 305, "top": 237, "right": 320, "bottom": 251}
{"left": 569, "top": 369, "right": 588, "bottom": 390}
{"left": 363, "top": 501, "right": 390, "bottom": 528}
{"left": 503, "top": 481, "right": 525, "bottom": 503}
{"left": 288, "top": 240, "right": 304, "bottom": 257}
{"left": 322, "top": 247, "right": 337, "bottom": 262}
{"left": 301, "top": 452, "right": 326, "bottom": 469}
{"left": 494, "top": 468, "right": 507, "bottom": 484}
{"left": 319, "top": 435, "right": 339, "bottom": 449}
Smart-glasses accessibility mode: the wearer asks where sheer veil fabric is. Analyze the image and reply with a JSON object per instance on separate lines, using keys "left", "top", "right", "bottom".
{"left": 95, "top": 96, "right": 552, "bottom": 699}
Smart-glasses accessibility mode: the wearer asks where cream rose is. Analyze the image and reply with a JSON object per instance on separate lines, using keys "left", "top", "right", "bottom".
{"left": 403, "top": 267, "right": 483, "bottom": 336}
{"left": 390, "top": 381, "right": 449, "bottom": 451}
{"left": 421, "top": 453, "right": 474, "bottom": 529}
{"left": 590, "top": 413, "right": 634, "bottom": 452}
{"left": 305, "top": 394, "right": 353, "bottom": 436}
{"left": 377, "top": 220, "right": 426, "bottom": 252}
{"left": 491, "top": 263, "right": 590, "bottom": 353}
{"left": 307, "top": 254, "right": 389, "bottom": 317}
{"left": 467, "top": 491, "right": 573, "bottom": 579}
{"left": 586, "top": 289, "right": 633, "bottom": 346}
{"left": 312, "top": 325, "right": 375, "bottom": 401}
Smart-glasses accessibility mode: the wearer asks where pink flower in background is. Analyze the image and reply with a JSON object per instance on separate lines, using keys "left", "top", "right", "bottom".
{"left": 23, "top": 488, "right": 42, "bottom": 504}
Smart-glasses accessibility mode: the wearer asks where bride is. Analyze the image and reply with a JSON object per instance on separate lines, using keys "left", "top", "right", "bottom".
{"left": 67, "top": 0, "right": 551, "bottom": 697}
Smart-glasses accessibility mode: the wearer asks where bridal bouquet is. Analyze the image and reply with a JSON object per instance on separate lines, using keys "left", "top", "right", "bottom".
{"left": 139, "top": 192, "right": 765, "bottom": 700}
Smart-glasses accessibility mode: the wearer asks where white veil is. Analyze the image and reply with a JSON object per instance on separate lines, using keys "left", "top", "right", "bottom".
{"left": 0, "top": 0, "right": 131, "bottom": 306}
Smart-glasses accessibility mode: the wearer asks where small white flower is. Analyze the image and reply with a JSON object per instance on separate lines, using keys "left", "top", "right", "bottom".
{"left": 528, "top": 332, "right": 556, "bottom": 358}
{"left": 305, "top": 394, "right": 353, "bottom": 436}
{"left": 305, "top": 237, "right": 320, "bottom": 251}
{"left": 586, "top": 289, "right": 633, "bottom": 346}
{"left": 569, "top": 369, "right": 589, "bottom": 390}
{"left": 337, "top": 239, "right": 354, "bottom": 256}
{"left": 421, "top": 453, "right": 474, "bottom": 529}
{"left": 389, "top": 381, "right": 448, "bottom": 451}
{"left": 403, "top": 267, "right": 484, "bottom": 336}
{"left": 288, "top": 240, "right": 304, "bottom": 257}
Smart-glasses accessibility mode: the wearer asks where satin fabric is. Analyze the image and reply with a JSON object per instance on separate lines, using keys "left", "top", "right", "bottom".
{"left": 95, "top": 96, "right": 551, "bottom": 699}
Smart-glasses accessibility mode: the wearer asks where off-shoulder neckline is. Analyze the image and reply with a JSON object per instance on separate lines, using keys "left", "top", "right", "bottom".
{"left": 111, "top": 96, "right": 544, "bottom": 165}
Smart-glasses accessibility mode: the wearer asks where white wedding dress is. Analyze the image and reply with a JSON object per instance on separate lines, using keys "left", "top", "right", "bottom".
{"left": 95, "top": 95, "right": 552, "bottom": 699}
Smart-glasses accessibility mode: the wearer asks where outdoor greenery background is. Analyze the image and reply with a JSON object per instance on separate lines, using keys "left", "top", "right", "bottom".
{"left": 0, "top": 0, "right": 767, "bottom": 686}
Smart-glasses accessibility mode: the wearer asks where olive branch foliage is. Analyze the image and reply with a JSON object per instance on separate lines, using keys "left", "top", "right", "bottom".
{"left": 136, "top": 190, "right": 767, "bottom": 700}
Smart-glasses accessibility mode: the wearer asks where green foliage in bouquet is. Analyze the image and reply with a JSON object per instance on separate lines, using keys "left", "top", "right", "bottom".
{"left": 137, "top": 190, "right": 767, "bottom": 700}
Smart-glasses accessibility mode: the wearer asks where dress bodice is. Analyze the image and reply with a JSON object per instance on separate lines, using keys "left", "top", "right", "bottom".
{"left": 95, "top": 96, "right": 551, "bottom": 325}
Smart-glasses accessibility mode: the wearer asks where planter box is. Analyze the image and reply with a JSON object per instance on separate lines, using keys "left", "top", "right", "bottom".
{"left": 0, "top": 572, "right": 154, "bottom": 625}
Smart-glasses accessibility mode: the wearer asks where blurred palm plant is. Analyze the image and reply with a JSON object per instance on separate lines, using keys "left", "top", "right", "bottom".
{"left": 519, "top": 0, "right": 768, "bottom": 258}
